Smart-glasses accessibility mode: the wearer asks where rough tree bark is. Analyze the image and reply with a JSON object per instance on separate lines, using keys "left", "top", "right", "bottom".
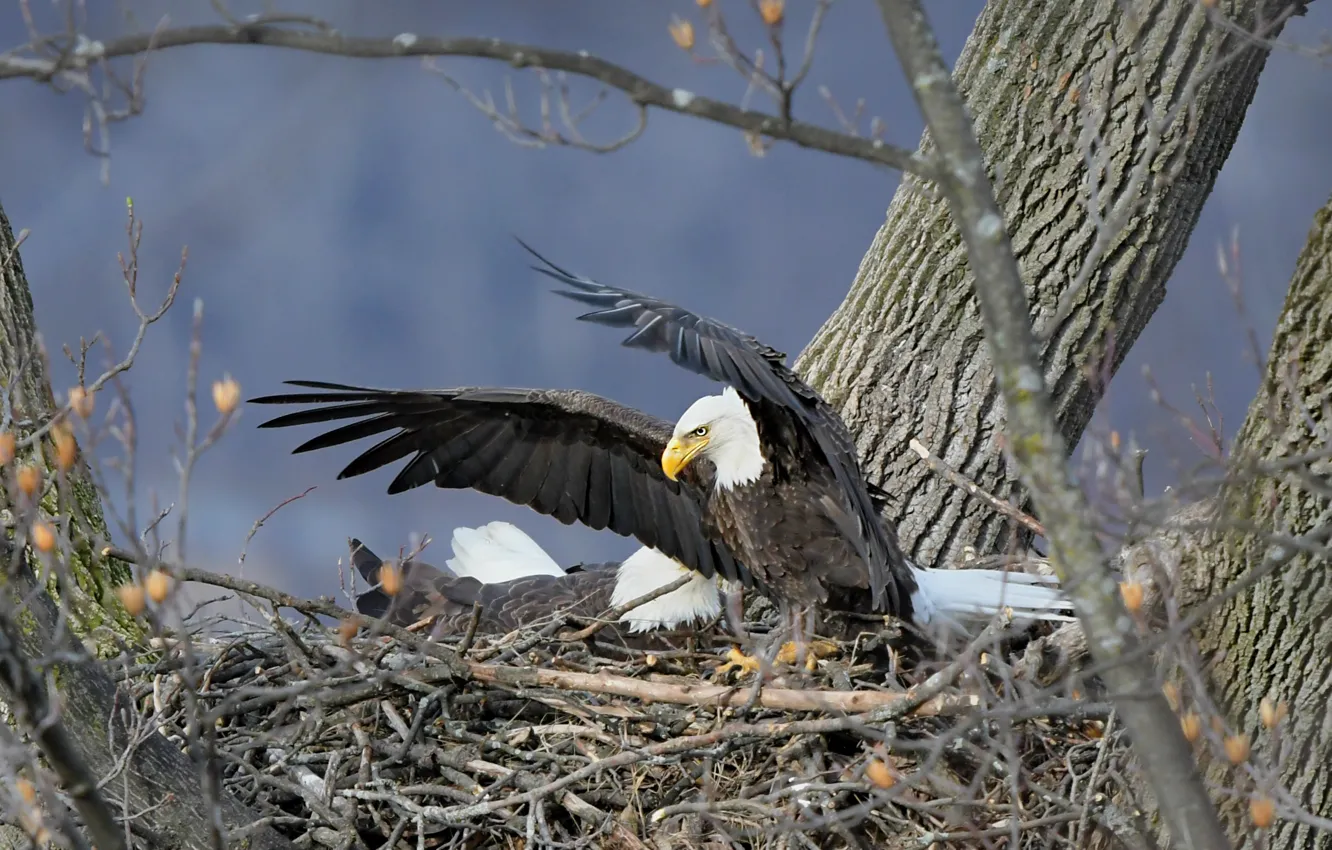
{"left": 0, "top": 202, "right": 136, "bottom": 650}
{"left": 0, "top": 539, "right": 294, "bottom": 850}
{"left": 0, "top": 199, "right": 293, "bottom": 849}
{"left": 1189, "top": 194, "right": 1331, "bottom": 848}
{"left": 796, "top": 0, "right": 1310, "bottom": 568}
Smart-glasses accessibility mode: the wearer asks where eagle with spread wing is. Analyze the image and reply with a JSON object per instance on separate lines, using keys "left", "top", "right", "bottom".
{"left": 252, "top": 243, "right": 1073, "bottom": 671}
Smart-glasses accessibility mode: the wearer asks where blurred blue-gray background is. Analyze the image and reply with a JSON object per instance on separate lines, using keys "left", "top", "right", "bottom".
{"left": 2, "top": 2, "right": 1329, "bottom": 607}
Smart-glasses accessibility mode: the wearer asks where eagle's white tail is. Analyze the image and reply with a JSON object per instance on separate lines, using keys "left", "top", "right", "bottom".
{"left": 909, "top": 566, "right": 1075, "bottom": 629}
{"left": 446, "top": 521, "right": 566, "bottom": 583}
{"left": 611, "top": 547, "right": 722, "bottom": 633}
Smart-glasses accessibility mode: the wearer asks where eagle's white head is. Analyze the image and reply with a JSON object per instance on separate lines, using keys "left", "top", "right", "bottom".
{"left": 661, "top": 388, "right": 764, "bottom": 490}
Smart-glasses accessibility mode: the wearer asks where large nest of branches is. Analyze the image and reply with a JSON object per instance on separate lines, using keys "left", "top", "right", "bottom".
{"left": 116, "top": 591, "right": 1128, "bottom": 850}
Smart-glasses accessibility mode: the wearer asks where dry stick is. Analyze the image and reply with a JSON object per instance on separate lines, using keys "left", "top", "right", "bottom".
{"left": 874, "top": 2, "right": 1230, "bottom": 848}
{"left": 454, "top": 601, "right": 484, "bottom": 656}
{"left": 908, "top": 437, "right": 1045, "bottom": 536}
{"left": 0, "top": 23, "right": 937, "bottom": 180}
{"left": 470, "top": 664, "right": 975, "bottom": 715}
{"left": 138, "top": 555, "right": 969, "bottom": 716}
{"left": 427, "top": 698, "right": 954, "bottom": 825}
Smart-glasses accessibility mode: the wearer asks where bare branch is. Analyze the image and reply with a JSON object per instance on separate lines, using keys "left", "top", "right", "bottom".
{"left": 0, "top": 20, "right": 938, "bottom": 179}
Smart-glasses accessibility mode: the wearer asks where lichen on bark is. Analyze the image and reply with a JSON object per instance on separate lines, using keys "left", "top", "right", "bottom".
{"left": 0, "top": 202, "right": 139, "bottom": 653}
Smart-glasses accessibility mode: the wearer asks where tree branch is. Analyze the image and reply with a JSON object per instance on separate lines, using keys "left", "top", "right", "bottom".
{"left": 0, "top": 613, "right": 122, "bottom": 850}
{"left": 0, "top": 542, "right": 294, "bottom": 850}
{"left": 874, "top": 1, "right": 1231, "bottom": 848}
{"left": 0, "top": 20, "right": 939, "bottom": 179}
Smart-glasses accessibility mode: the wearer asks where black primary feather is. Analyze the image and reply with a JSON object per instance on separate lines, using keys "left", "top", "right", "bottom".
{"left": 252, "top": 382, "right": 755, "bottom": 590}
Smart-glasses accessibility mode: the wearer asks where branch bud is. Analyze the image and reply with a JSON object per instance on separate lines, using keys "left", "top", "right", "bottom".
{"left": 378, "top": 562, "right": 402, "bottom": 596}
{"left": 1250, "top": 797, "right": 1275, "bottom": 829}
{"left": 53, "top": 425, "right": 77, "bottom": 472}
{"left": 68, "top": 386, "right": 95, "bottom": 418}
{"left": 212, "top": 375, "right": 242, "bottom": 416}
{"left": 1180, "top": 712, "right": 1202, "bottom": 742}
{"left": 1259, "top": 697, "right": 1287, "bottom": 728}
{"left": 865, "top": 757, "right": 896, "bottom": 789}
{"left": 758, "top": 0, "right": 785, "bottom": 26}
{"left": 145, "top": 569, "right": 172, "bottom": 603}
{"left": 16, "top": 464, "right": 41, "bottom": 497}
{"left": 31, "top": 522, "right": 56, "bottom": 553}
{"left": 118, "top": 583, "right": 147, "bottom": 616}
{"left": 1162, "top": 681, "right": 1180, "bottom": 711}
{"left": 668, "top": 17, "right": 695, "bottom": 52}
{"left": 1119, "top": 580, "right": 1144, "bottom": 613}
{"left": 338, "top": 616, "right": 360, "bottom": 645}
{"left": 1223, "top": 733, "right": 1250, "bottom": 764}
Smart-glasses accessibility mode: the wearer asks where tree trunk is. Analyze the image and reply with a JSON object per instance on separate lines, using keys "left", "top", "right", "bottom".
{"left": 796, "top": 0, "right": 1308, "bottom": 567}
{"left": 0, "top": 201, "right": 136, "bottom": 650}
{"left": 0, "top": 200, "right": 294, "bottom": 847}
{"left": 0, "top": 539, "right": 294, "bottom": 850}
{"left": 1185, "top": 193, "right": 1332, "bottom": 848}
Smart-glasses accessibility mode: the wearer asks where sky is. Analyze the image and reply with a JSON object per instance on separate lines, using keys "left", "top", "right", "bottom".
{"left": 1, "top": 1, "right": 1329, "bottom": 612}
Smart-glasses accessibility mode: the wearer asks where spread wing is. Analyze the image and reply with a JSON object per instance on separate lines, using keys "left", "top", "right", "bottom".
{"left": 252, "top": 381, "right": 750, "bottom": 586}
{"left": 524, "top": 242, "right": 907, "bottom": 611}
{"left": 350, "top": 538, "right": 615, "bottom": 634}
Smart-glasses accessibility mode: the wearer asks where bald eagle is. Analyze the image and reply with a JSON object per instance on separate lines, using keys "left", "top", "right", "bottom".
{"left": 252, "top": 242, "right": 1075, "bottom": 670}
{"left": 253, "top": 379, "right": 1071, "bottom": 672}
{"left": 526, "top": 245, "right": 917, "bottom": 661}
{"left": 351, "top": 521, "right": 725, "bottom": 642}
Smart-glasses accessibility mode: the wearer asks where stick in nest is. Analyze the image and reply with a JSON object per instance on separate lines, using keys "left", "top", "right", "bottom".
{"left": 909, "top": 437, "right": 1045, "bottom": 536}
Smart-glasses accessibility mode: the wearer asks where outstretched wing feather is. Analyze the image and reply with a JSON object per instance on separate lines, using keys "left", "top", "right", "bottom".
{"left": 252, "top": 381, "right": 750, "bottom": 586}
{"left": 521, "top": 241, "right": 910, "bottom": 610}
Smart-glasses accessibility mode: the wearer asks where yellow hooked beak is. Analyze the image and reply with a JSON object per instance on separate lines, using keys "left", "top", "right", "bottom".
{"left": 662, "top": 434, "right": 709, "bottom": 481}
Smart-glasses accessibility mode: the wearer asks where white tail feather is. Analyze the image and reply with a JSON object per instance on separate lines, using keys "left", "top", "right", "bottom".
{"left": 910, "top": 566, "right": 1075, "bottom": 629}
{"left": 611, "top": 547, "right": 722, "bottom": 633}
{"left": 445, "top": 521, "right": 566, "bottom": 583}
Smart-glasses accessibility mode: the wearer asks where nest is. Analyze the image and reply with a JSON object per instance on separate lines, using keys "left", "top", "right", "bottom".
{"left": 117, "top": 608, "right": 1129, "bottom": 850}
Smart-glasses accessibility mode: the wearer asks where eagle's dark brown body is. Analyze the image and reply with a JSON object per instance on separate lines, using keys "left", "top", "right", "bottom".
{"left": 707, "top": 464, "right": 880, "bottom": 611}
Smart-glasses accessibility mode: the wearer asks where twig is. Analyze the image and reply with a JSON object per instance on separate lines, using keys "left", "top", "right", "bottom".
{"left": 561, "top": 572, "right": 693, "bottom": 641}
{"left": 470, "top": 664, "right": 975, "bottom": 715}
{"left": 908, "top": 437, "right": 1045, "bottom": 536}
{"left": 455, "top": 602, "right": 483, "bottom": 656}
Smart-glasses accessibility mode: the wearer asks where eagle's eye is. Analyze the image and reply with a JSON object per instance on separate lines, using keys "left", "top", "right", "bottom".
{"left": 693, "top": 425, "right": 709, "bottom": 438}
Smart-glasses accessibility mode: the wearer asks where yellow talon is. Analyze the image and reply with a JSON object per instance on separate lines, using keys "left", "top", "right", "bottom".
{"left": 775, "top": 638, "right": 840, "bottom": 671}
{"left": 714, "top": 646, "right": 765, "bottom": 679}
{"left": 716, "top": 639, "right": 840, "bottom": 678}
